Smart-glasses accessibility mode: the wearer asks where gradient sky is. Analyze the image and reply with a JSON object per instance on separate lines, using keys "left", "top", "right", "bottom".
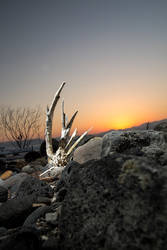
{"left": 0, "top": 0, "right": 167, "bottom": 137}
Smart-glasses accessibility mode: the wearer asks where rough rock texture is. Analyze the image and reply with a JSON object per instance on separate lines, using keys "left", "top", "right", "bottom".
{"left": 40, "top": 164, "right": 65, "bottom": 179}
{"left": 56, "top": 155, "right": 167, "bottom": 250}
{"left": 73, "top": 137, "right": 102, "bottom": 164}
{"left": 1, "top": 173, "right": 53, "bottom": 199}
{"left": 0, "top": 194, "right": 36, "bottom": 227}
{"left": 0, "top": 174, "right": 54, "bottom": 228}
{"left": 1, "top": 173, "right": 28, "bottom": 191}
{"left": 0, "top": 227, "right": 40, "bottom": 250}
{"left": 101, "top": 130, "right": 167, "bottom": 165}
{"left": 22, "top": 164, "right": 44, "bottom": 174}
{"left": 154, "top": 121, "right": 167, "bottom": 133}
{"left": 23, "top": 205, "right": 51, "bottom": 227}
{"left": 13, "top": 175, "right": 54, "bottom": 199}
{"left": 0, "top": 185, "right": 8, "bottom": 202}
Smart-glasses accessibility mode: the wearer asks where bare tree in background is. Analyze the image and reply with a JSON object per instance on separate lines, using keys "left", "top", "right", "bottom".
{"left": 0, "top": 106, "right": 42, "bottom": 149}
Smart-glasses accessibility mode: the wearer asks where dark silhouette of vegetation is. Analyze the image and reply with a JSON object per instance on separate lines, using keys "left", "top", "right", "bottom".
{"left": 146, "top": 122, "right": 150, "bottom": 130}
{"left": 0, "top": 106, "right": 42, "bottom": 150}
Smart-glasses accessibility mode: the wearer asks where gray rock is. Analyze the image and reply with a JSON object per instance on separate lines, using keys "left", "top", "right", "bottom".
{"left": 21, "top": 164, "right": 34, "bottom": 174}
{"left": 40, "top": 163, "right": 65, "bottom": 178}
{"left": 0, "top": 178, "right": 4, "bottom": 185}
{"left": 13, "top": 175, "right": 54, "bottom": 199}
{"left": 154, "top": 121, "right": 167, "bottom": 133}
{"left": 73, "top": 137, "right": 102, "bottom": 164}
{"left": 45, "top": 206, "right": 61, "bottom": 225}
{"left": 0, "top": 185, "right": 8, "bottom": 202}
{"left": 42, "top": 237, "right": 59, "bottom": 249}
{"left": 56, "top": 155, "right": 167, "bottom": 250}
{"left": 0, "top": 174, "right": 54, "bottom": 228}
{"left": 101, "top": 130, "right": 167, "bottom": 164}
{"left": 1, "top": 173, "right": 28, "bottom": 198}
{"left": 0, "top": 194, "right": 36, "bottom": 228}
{"left": 23, "top": 205, "right": 51, "bottom": 227}
{"left": 0, "top": 227, "right": 40, "bottom": 250}
{"left": 22, "top": 164, "right": 43, "bottom": 174}
{"left": 1, "top": 173, "right": 53, "bottom": 199}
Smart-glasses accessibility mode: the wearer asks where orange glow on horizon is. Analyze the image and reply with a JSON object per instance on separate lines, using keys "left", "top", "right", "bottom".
{"left": 0, "top": 113, "right": 167, "bottom": 143}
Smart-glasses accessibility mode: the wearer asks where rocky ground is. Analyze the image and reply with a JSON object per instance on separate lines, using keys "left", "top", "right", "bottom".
{"left": 0, "top": 123, "right": 167, "bottom": 250}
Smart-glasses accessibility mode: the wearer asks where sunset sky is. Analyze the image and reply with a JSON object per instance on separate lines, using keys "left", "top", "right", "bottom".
{"left": 0, "top": 0, "right": 167, "bottom": 137}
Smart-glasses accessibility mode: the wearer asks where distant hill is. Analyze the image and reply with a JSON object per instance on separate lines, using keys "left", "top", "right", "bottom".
{"left": 127, "top": 118, "right": 167, "bottom": 131}
{"left": 95, "top": 118, "right": 167, "bottom": 137}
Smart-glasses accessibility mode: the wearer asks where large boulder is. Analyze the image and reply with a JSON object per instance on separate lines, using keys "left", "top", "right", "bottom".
{"left": 0, "top": 194, "right": 36, "bottom": 228}
{"left": 0, "top": 225, "right": 40, "bottom": 250}
{"left": 73, "top": 137, "right": 102, "bottom": 164}
{"left": 56, "top": 154, "right": 167, "bottom": 250}
{"left": 0, "top": 174, "right": 54, "bottom": 228}
{"left": 154, "top": 121, "right": 167, "bottom": 133}
{"left": 1, "top": 173, "right": 53, "bottom": 199}
{"left": 101, "top": 130, "right": 167, "bottom": 165}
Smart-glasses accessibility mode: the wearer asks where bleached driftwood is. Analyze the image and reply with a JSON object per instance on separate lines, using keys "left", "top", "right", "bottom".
{"left": 40, "top": 82, "right": 91, "bottom": 177}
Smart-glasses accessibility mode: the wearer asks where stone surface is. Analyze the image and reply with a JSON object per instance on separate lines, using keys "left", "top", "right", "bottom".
{"left": 22, "top": 164, "right": 44, "bottom": 174}
{"left": 101, "top": 130, "right": 167, "bottom": 164}
{"left": 73, "top": 137, "right": 102, "bottom": 164}
{"left": 23, "top": 205, "right": 51, "bottom": 227}
{"left": 45, "top": 206, "right": 61, "bottom": 225}
{"left": 154, "top": 121, "right": 167, "bottom": 133}
{"left": 0, "top": 178, "right": 4, "bottom": 185}
{"left": 1, "top": 173, "right": 53, "bottom": 199}
{"left": 1, "top": 173, "right": 28, "bottom": 190}
{"left": 0, "top": 194, "right": 36, "bottom": 228}
{"left": 40, "top": 164, "right": 65, "bottom": 179}
{"left": 0, "top": 173, "right": 53, "bottom": 228}
{"left": 55, "top": 154, "right": 167, "bottom": 250}
{"left": 0, "top": 185, "right": 8, "bottom": 202}
{"left": 0, "top": 227, "right": 40, "bottom": 250}
{"left": 13, "top": 175, "right": 54, "bottom": 199}
{"left": 21, "top": 164, "right": 34, "bottom": 174}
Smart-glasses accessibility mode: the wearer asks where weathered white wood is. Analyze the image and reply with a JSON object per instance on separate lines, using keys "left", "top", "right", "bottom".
{"left": 60, "top": 100, "right": 78, "bottom": 140}
{"left": 45, "top": 82, "right": 66, "bottom": 163}
{"left": 66, "top": 127, "right": 92, "bottom": 157}
{"left": 43, "top": 82, "right": 92, "bottom": 177}
{"left": 40, "top": 166, "right": 65, "bottom": 177}
{"left": 65, "top": 128, "right": 77, "bottom": 150}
